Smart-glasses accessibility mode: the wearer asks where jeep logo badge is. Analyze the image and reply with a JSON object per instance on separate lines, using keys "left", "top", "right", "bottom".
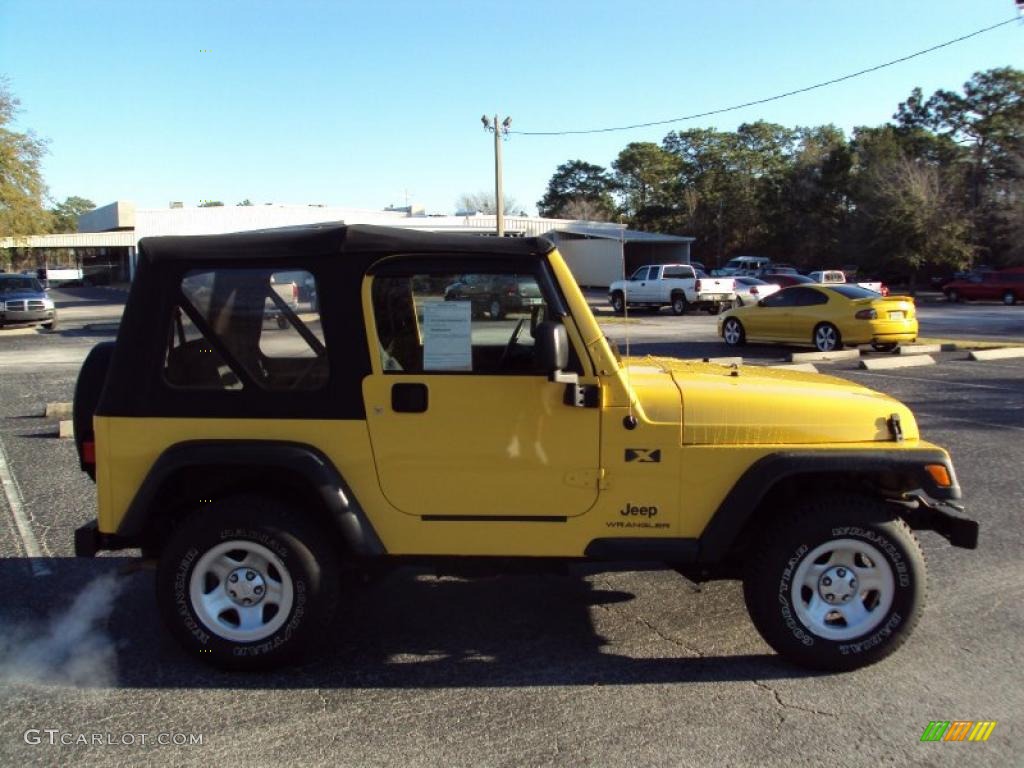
{"left": 620, "top": 503, "right": 658, "bottom": 517}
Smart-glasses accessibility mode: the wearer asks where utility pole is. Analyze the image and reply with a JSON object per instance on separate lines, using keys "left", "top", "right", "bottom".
{"left": 481, "top": 114, "right": 511, "bottom": 236}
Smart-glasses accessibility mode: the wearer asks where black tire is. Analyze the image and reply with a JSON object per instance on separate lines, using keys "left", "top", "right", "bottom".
{"left": 276, "top": 314, "right": 288, "bottom": 329}
{"left": 1003, "top": 291, "right": 1016, "bottom": 306}
{"left": 722, "top": 317, "right": 746, "bottom": 346}
{"left": 42, "top": 311, "right": 57, "bottom": 331}
{"left": 871, "top": 342, "right": 898, "bottom": 353}
{"left": 813, "top": 322, "right": 842, "bottom": 352}
{"left": 157, "top": 495, "right": 340, "bottom": 670}
{"left": 743, "top": 494, "right": 926, "bottom": 672}
{"left": 610, "top": 291, "right": 625, "bottom": 315}
{"left": 489, "top": 298, "right": 505, "bottom": 320}
{"left": 670, "top": 294, "right": 688, "bottom": 316}
{"left": 946, "top": 289, "right": 960, "bottom": 303}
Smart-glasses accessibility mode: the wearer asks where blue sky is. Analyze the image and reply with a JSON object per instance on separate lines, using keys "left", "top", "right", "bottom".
{"left": 1, "top": 0, "right": 1021, "bottom": 216}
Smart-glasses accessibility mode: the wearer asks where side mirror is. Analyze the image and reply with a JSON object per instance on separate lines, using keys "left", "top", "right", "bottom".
{"left": 535, "top": 321, "right": 569, "bottom": 374}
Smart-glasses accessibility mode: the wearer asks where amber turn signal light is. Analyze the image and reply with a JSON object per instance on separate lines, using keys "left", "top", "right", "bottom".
{"left": 925, "top": 464, "right": 952, "bottom": 487}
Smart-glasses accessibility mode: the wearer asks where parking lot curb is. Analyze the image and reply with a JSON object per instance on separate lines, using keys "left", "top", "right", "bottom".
{"left": 859, "top": 355, "right": 936, "bottom": 370}
{"left": 896, "top": 344, "right": 941, "bottom": 355}
{"left": 768, "top": 363, "right": 819, "bottom": 373}
{"left": 58, "top": 420, "right": 74, "bottom": 439}
{"left": 789, "top": 349, "right": 861, "bottom": 363}
{"left": 703, "top": 356, "right": 743, "bottom": 365}
{"left": 45, "top": 402, "right": 72, "bottom": 419}
{"left": 968, "top": 347, "right": 1024, "bottom": 361}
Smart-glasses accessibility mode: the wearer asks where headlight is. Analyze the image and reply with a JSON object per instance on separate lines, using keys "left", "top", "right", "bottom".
{"left": 41, "top": 298, "right": 55, "bottom": 309}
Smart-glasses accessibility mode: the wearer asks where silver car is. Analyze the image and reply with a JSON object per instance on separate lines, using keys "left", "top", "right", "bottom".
{"left": 732, "top": 277, "right": 781, "bottom": 307}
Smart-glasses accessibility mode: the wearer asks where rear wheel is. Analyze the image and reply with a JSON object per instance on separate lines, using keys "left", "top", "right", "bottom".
{"left": 489, "top": 298, "right": 505, "bottom": 320}
{"left": 743, "top": 494, "right": 926, "bottom": 671}
{"left": 156, "top": 495, "right": 339, "bottom": 670}
{"left": 1003, "top": 291, "right": 1016, "bottom": 306}
{"left": 946, "top": 289, "right": 960, "bottom": 303}
{"left": 813, "top": 323, "right": 842, "bottom": 352}
{"left": 722, "top": 317, "right": 746, "bottom": 346}
{"left": 671, "top": 294, "right": 688, "bottom": 315}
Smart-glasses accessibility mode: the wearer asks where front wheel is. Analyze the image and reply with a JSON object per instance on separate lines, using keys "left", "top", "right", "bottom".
{"left": 722, "top": 317, "right": 746, "bottom": 346}
{"left": 743, "top": 495, "right": 926, "bottom": 671}
{"left": 671, "top": 295, "right": 688, "bottom": 315}
{"left": 610, "top": 292, "right": 625, "bottom": 315}
{"left": 813, "top": 322, "right": 842, "bottom": 352}
{"left": 156, "top": 496, "right": 339, "bottom": 670}
{"left": 946, "top": 289, "right": 960, "bottom": 303}
{"left": 871, "top": 342, "right": 898, "bottom": 353}
{"left": 1003, "top": 291, "right": 1017, "bottom": 306}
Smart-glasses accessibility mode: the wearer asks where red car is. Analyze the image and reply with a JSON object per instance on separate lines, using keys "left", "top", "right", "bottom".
{"left": 943, "top": 268, "right": 1024, "bottom": 305}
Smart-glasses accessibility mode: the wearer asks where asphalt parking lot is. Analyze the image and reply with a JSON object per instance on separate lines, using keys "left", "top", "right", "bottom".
{"left": 1, "top": 287, "right": 1022, "bottom": 767}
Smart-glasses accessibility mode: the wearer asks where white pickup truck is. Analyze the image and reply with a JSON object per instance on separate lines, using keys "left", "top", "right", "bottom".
{"left": 808, "top": 270, "right": 887, "bottom": 295}
{"left": 609, "top": 264, "right": 736, "bottom": 315}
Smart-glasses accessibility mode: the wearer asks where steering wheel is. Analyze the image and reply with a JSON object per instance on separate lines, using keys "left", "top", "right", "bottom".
{"left": 498, "top": 319, "right": 527, "bottom": 370}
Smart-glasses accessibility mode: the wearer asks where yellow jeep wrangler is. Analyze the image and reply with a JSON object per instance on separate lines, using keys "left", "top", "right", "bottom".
{"left": 72, "top": 224, "right": 977, "bottom": 671}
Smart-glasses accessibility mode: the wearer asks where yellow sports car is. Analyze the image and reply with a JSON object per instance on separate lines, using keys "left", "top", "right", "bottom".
{"left": 718, "top": 284, "right": 917, "bottom": 352}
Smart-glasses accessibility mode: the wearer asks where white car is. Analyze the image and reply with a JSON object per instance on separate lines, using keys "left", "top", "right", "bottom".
{"left": 732, "top": 277, "right": 781, "bottom": 307}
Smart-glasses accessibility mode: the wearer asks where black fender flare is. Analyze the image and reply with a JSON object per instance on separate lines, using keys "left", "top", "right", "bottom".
{"left": 697, "top": 449, "right": 961, "bottom": 562}
{"left": 116, "top": 440, "right": 385, "bottom": 556}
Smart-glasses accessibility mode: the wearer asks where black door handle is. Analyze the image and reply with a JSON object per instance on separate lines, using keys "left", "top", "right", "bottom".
{"left": 392, "top": 383, "right": 428, "bottom": 413}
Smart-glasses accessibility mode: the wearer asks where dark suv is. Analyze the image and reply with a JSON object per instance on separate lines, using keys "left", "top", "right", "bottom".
{"left": 443, "top": 273, "right": 544, "bottom": 319}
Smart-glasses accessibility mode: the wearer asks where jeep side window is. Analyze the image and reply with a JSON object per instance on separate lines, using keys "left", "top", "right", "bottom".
{"left": 165, "top": 268, "right": 328, "bottom": 391}
{"left": 372, "top": 271, "right": 553, "bottom": 375}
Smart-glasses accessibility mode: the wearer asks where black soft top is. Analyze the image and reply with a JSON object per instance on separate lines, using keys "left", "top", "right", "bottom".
{"left": 101, "top": 224, "right": 555, "bottom": 421}
{"left": 139, "top": 223, "right": 554, "bottom": 264}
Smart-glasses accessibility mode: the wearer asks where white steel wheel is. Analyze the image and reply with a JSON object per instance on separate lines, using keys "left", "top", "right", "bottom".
{"left": 1003, "top": 291, "right": 1016, "bottom": 306}
{"left": 790, "top": 538, "right": 895, "bottom": 641}
{"left": 814, "top": 323, "right": 840, "bottom": 352}
{"left": 190, "top": 540, "right": 294, "bottom": 643}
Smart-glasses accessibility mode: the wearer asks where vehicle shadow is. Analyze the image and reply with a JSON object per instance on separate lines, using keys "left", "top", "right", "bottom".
{"left": 0, "top": 558, "right": 814, "bottom": 690}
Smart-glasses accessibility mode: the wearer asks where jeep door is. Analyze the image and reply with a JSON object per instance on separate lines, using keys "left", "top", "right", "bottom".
{"left": 362, "top": 262, "right": 601, "bottom": 519}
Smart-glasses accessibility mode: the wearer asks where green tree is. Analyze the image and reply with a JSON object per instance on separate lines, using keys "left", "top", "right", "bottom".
{"left": 536, "top": 160, "right": 615, "bottom": 220}
{"left": 611, "top": 142, "right": 683, "bottom": 229}
{"left": 49, "top": 195, "right": 95, "bottom": 233}
{"left": 198, "top": 200, "right": 225, "bottom": 207}
{"left": 895, "top": 68, "right": 1024, "bottom": 264}
{"left": 236, "top": 199, "right": 253, "bottom": 206}
{"left": 0, "top": 77, "right": 51, "bottom": 237}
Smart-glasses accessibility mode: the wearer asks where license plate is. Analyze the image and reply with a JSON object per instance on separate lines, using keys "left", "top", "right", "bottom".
{"left": 705, "top": 294, "right": 728, "bottom": 301}
{"left": 888, "top": 311, "right": 905, "bottom": 320}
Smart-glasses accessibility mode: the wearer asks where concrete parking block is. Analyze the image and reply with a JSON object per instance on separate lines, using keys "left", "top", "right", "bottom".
{"left": 859, "top": 355, "right": 936, "bottom": 370}
{"left": 789, "top": 349, "right": 861, "bottom": 363}
{"left": 45, "top": 402, "right": 73, "bottom": 419}
{"left": 896, "top": 344, "right": 941, "bottom": 355}
{"left": 768, "top": 363, "right": 819, "bottom": 373}
{"left": 968, "top": 347, "right": 1024, "bottom": 361}
{"left": 58, "top": 420, "right": 74, "bottom": 438}
{"left": 703, "top": 356, "right": 743, "bottom": 365}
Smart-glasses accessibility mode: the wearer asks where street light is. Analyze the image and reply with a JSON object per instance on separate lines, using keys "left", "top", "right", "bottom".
{"left": 481, "top": 114, "right": 511, "bottom": 236}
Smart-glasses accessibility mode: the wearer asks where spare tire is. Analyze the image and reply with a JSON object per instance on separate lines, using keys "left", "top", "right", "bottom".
{"left": 73, "top": 341, "right": 116, "bottom": 479}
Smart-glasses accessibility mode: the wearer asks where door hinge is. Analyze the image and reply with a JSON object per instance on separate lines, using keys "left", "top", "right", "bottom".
{"left": 564, "top": 468, "right": 608, "bottom": 490}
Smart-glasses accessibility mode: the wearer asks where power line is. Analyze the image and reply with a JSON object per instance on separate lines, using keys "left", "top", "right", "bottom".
{"left": 511, "top": 16, "right": 1021, "bottom": 137}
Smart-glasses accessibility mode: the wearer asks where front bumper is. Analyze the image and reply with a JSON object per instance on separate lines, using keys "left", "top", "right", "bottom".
{"left": 900, "top": 493, "right": 979, "bottom": 549}
{"left": 0, "top": 309, "right": 55, "bottom": 324}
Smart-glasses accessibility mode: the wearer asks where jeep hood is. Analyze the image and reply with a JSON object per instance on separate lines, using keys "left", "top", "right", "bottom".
{"left": 623, "top": 357, "right": 918, "bottom": 445}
